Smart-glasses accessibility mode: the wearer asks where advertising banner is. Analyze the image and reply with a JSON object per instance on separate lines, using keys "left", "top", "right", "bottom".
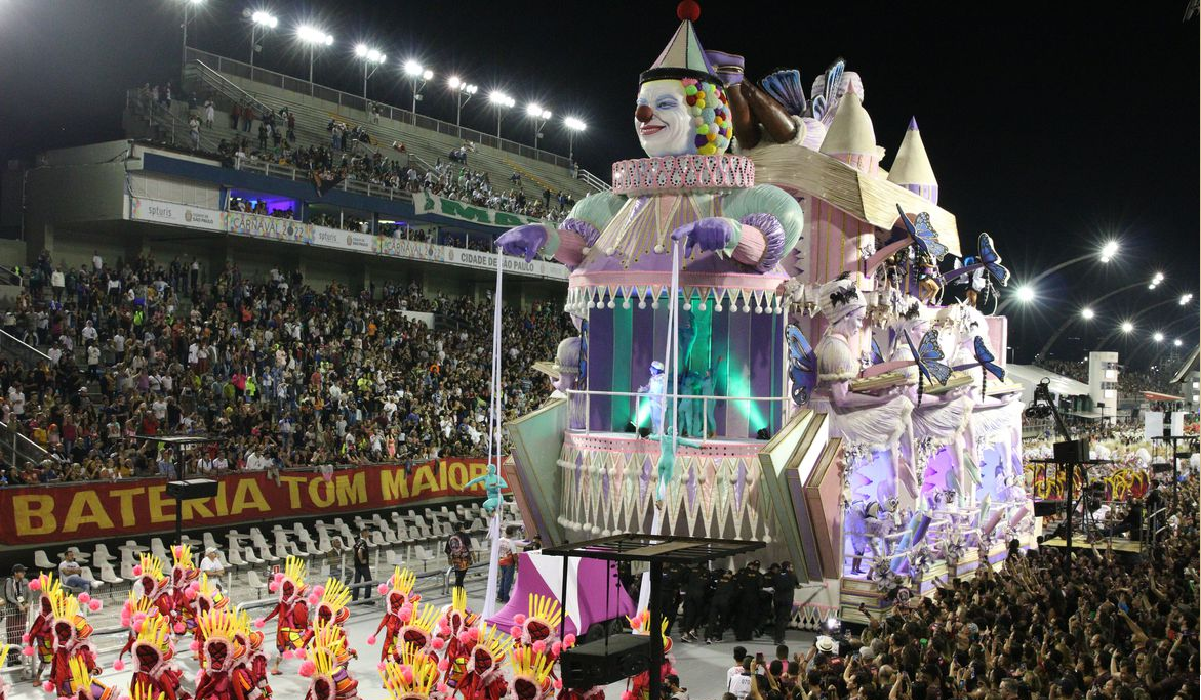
{"left": 0, "top": 459, "right": 503, "bottom": 546}
{"left": 225, "top": 210, "right": 309, "bottom": 244}
{"left": 311, "top": 225, "right": 375, "bottom": 253}
{"left": 129, "top": 198, "right": 223, "bottom": 231}
{"left": 413, "top": 193, "right": 543, "bottom": 228}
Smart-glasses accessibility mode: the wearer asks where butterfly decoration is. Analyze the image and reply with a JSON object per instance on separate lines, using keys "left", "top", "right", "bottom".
{"left": 810, "top": 58, "right": 846, "bottom": 124}
{"left": 896, "top": 204, "right": 949, "bottom": 262}
{"left": 578, "top": 320, "right": 589, "bottom": 387}
{"left": 976, "top": 233, "right": 1010, "bottom": 287}
{"left": 953, "top": 335, "right": 1005, "bottom": 395}
{"left": 871, "top": 337, "right": 885, "bottom": 366}
{"left": 760, "top": 69, "right": 808, "bottom": 117}
{"left": 829, "top": 286, "right": 858, "bottom": 308}
{"left": 786, "top": 325, "right": 817, "bottom": 406}
{"left": 904, "top": 328, "right": 951, "bottom": 404}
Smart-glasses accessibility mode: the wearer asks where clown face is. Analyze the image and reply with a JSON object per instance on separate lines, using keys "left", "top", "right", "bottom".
{"left": 635, "top": 80, "right": 692, "bottom": 157}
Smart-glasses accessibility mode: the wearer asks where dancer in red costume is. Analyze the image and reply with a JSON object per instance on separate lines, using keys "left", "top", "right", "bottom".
{"left": 168, "top": 546, "right": 201, "bottom": 636}
{"left": 301, "top": 578, "right": 356, "bottom": 660}
{"left": 64, "top": 656, "right": 117, "bottom": 700}
{"left": 125, "top": 615, "right": 188, "bottom": 700}
{"left": 379, "top": 644, "right": 451, "bottom": 700}
{"left": 193, "top": 609, "right": 256, "bottom": 700}
{"left": 367, "top": 566, "right": 420, "bottom": 663}
{"left": 623, "top": 611, "right": 674, "bottom": 700}
{"left": 259, "top": 555, "right": 310, "bottom": 675}
{"left": 45, "top": 590, "right": 100, "bottom": 698}
{"left": 22, "top": 573, "right": 59, "bottom": 685}
{"left": 459, "top": 625, "right": 512, "bottom": 700}
{"left": 437, "top": 587, "right": 479, "bottom": 688}
{"left": 506, "top": 646, "right": 556, "bottom": 700}
{"left": 189, "top": 574, "right": 229, "bottom": 663}
{"left": 299, "top": 623, "right": 359, "bottom": 700}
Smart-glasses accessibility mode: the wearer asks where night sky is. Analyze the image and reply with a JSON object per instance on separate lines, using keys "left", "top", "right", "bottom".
{"left": 0, "top": 1, "right": 1196, "bottom": 367}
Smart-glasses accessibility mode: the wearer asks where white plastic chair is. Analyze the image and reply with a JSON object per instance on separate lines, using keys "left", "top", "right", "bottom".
{"left": 243, "top": 546, "right": 264, "bottom": 565}
{"left": 34, "top": 550, "right": 56, "bottom": 570}
{"left": 99, "top": 562, "right": 123, "bottom": 586}
{"left": 80, "top": 566, "right": 104, "bottom": 593}
{"left": 247, "top": 570, "right": 269, "bottom": 593}
{"left": 92, "top": 544, "right": 116, "bottom": 563}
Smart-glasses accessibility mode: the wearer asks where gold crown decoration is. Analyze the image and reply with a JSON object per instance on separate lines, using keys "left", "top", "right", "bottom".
{"left": 320, "top": 577, "right": 352, "bottom": 611}
{"left": 135, "top": 614, "right": 172, "bottom": 652}
{"left": 172, "top": 544, "right": 195, "bottom": 569}
{"left": 284, "top": 555, "right": 307, "bottom": 588}
{"left": 527, "top": 594, "right": 563, "bottom": 630}
{"left": 131, "top": 682, "right": 166, "bottom": 700}
{"left": 475, "top": 624, "right": 513, "bottom": 663}
{"left": 511, "top": 645, "right": 554, "bottom": 685}
{"left": 390, "top": 566, "right": 416, "bottom": 596}
{"left": 139, "top": 554, "right": 165, "bottom": 580}
{"left": 197, "top": 608, "right": 239, "bottom": 643}
{"left": 69, "top": 654, "right": 94, "bottom": 693}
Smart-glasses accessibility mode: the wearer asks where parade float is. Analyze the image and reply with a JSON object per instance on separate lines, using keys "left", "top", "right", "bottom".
{"left": 496, "top": 1, "right": 1032, "bottom": 622}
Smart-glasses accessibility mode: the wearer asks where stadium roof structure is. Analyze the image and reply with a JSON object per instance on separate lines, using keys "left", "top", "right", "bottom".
{"left": 1006, "top": 364, "right": 1090, "bottom": 397}
{"left": 543, "top": 533, "right": 763, "bottom": 565}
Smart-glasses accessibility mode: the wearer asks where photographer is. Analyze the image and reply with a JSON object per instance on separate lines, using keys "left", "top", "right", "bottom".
{"left": 3, "top": 563, "right": 28, "bottom": 649}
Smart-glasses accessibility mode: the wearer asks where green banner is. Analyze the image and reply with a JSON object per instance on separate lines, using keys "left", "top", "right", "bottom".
{"left": 414, "top": 193, "right": 544, "bottom": 228}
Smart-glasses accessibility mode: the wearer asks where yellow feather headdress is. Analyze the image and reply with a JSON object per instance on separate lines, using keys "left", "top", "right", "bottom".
{"left": 527, "top": 593, "right": 563, "bottom": 629}
{"left": 69, "top": 655, "right": 95, "bottom": 693}
{"left": 131, "top": 682, "right": 166, "bottom": 700}
{"left": 511, "top": 645, "right": 555, "bottom": 686}
{"left": 0, "top": 644, "right": 10, "bottom": 671}
{"left": 406, "top": 602, "right": 441, "bottom": 635}
{"left": 389, "top": 566, "right": 416, "bottom": 596}
{"left": 380, "top": 647, "right": 440, "bottom": 699}
{"left": 135, "top": 614, "right": 172, "bottom": 653}
{"left": 172, "top": 545, "right": 195, "bottom": 569}
{"left": 36, "top": 572, "right": 63, "bottom": 600}
{"left": 284, "top": 555, "right": 307, "bottom": 588}
{"left": 139, "top": 554, "right": 165, "bottom": 580}
{"left": 310, "top": 620, "right": 347, "bottom": 657}
{"left": 48, "top": 587, "right": 78, "bottom": 621}
{"left": 197, "top": 608, "right": 240, "bottom": 644}
{"left": 475, "top": 623, "right": 513, "bottom": 664}
{"left": 320, "top": 577, "right": 352, "bottom": 611}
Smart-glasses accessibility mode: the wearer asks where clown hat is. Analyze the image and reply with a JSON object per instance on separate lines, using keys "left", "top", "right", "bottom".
{"left": 641, "top": 1, "right": 719, "bottom": 85}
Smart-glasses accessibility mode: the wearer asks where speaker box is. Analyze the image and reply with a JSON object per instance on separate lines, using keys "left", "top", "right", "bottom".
{"left": 1032, "top": 500, "right": 1061, "bottom": 517}
{"left": 166, "top": 478, "right": 218, "bottom": 500}
{"left": 559, "top": 633, "right": 651, "bottom": 688}
{"left": 1052, "top": 439, "right": 1089, "bottom": 464}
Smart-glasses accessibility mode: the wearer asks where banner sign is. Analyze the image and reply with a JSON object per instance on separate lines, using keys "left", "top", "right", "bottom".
{"left": 226, "top": 210, "right": 308, "bottom": 244}
{"left": 129, "top": 198, "right": 223, "bottom": 232}
{"left": 0, "top": 459, "right": 504, "bottom": 546}
{"left": 413, "top": 193, "right": 544, "bottom": 228}
{"left": 311, "top": 225, "right": 375, "bottom": 253}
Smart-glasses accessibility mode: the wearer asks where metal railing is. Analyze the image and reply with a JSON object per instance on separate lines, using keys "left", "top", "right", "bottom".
{"left": 577, "top": 168, "right": 610, "bottom": 192}
{"left": 185, "top": 48, "right": 577, "bottom": 170}
{"left": 564, "top": 388, "right": 789, "bottom": 439}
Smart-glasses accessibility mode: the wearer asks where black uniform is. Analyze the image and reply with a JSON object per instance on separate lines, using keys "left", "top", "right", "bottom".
{"left": 771, "top": 566, "right": 799, "bottom": 644}
{"left": 680, "top": 565, "right": 709, "bottom": 637}
{"left": 706, "top": 572, "right": 734, "bottom": 641}
{"left": 732, "top": 568, "right": 763, "bottom": 641}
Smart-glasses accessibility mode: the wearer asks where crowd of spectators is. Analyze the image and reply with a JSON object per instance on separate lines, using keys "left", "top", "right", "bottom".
{"left": 715, "top": 476, "right": 1198, "bottom": 700}
{"left": 0, "top": 249, "right": 570, "bottom": 485}
{"left": 1034, "top": 360, "right": 1176, "bottom": 396}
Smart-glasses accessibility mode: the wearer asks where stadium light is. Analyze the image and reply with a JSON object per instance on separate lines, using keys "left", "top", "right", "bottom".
{"left": 563, "top": 116, "right": 587, "bottom": 162}
{"left": 1014, "top": 285, "right": 1036, "bottom": 304}
{"left": 1174, "top": 338, "right": 1184, "bottom": 347}
{"left": 247, "top": 10, "right": 278, "bottom": 67}
{"left": 296, "top": 25, "right": 334, "bottom": 91}
{"left": 1180, "top": 293, "right": 1194, "bottom": 305}
{"left": 403, "top": 60, "right": 434, "bottom": 116}
{"left": 1080, "top": 307, "right": 1095, "bottom": 321}
{"left": 1149, "top": 271, "right": 1165, "bottom": 289}
{"left": 1120, "top": 321, "right": 1134, "bottom": 334}
{"left": 446, "top": 77, "right": 479, "bottom": 133}
{"left": 526, "top": 103, "right": 553, "bottom": 150}
{"left": 1153, "top": 332, "right": 1164, "bottom": 342}
{"left": 489, "top": 90, "right": 516, "bottom": 138}
{"left": 355, "top": 45, "right": 387, "bottom": 101}
{"left": 1099, "top": 240, "right": 1120, "bottom": 263}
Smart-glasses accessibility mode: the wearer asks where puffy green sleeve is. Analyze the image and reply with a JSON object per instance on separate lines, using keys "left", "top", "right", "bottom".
{"left": 720, "top": 184, "right": 804, "bottom": 254}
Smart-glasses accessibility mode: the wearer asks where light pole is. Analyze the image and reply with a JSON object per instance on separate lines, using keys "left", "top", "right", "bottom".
{"left": 247, "top": 10, "right": 278, "bottom": 67}
{"left": 296, "top": 25, "right": 334, "bottom": 94}
{"left": 489, "top": 90, "right": 515, "bottom": 139}
{"left": 181, "top": 0, "right": 205, "bottom": 68}
{"left": 355, "top": 44, "right": 387, "bottom": 101}
{"left": 447, "top": 77, "right": 479, "bottom": 136}
{"left": 563, "top": 116, "right": 587, "bottom": 162}
{"left": 403, "top": 60, "right": 434, "bottom": 119}
{"left": 998, "top": 240, "right": 1121, "bottom": 313}
{"left": 526, "top": 103, "right": 552, "bottom": 150}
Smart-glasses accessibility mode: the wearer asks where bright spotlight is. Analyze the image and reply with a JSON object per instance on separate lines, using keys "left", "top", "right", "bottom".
{"left": 1015, "top": 285, "right": 1036, "bottom": 303}
{"left": 526, "top": 103, "right": 552, "bottom": 119}
{"left": 466, "top": 84, "right": 478, "bottom": 94}
{"left": 422, "top": 69, "right": 434, "bottom": 80}
{"left": 448, "top": 75, "right": 461, "bottom": 89}
{"left": 1100, "top": 240, "right": 1120, "bottom": 262}
{"left": 489, "top": 90, "right": 515, "bottom": 108}
{"left": 1174, "top": 338, "right": 1184, "bottom": 347}
{"left": 1180, "top": 293, "right": 1194, "bottom": 305}
{"left": 297, "top": 25, "right": 333, "bottom": 46}
{"left": 1081, "top": 307, "right": 1095, "bottom": 321}
{"left": 1153, "top": 332, "right": 1165, "bottom": 342}
{"left": 251, "top": 10, "right": 278, "bottom": 28}
{"left": 564, "top": 116, "right": 587, "bottom": 131}
{"left": 403, "top": 59, "right": 424, "bottom": 77}
{"left": 355, "top": 44, "right": 368, "bottom": 56}
{"left": 1120, "top": 322, "right": 1134, "bottom": 333}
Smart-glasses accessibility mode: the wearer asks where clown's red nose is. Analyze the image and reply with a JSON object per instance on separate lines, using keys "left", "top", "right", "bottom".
{"left": 635, "top": 105, "right": 654, "bottom": 123}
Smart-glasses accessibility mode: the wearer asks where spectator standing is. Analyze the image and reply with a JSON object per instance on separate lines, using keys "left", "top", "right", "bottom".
{"left": 203, "top": 99, "right": 215, "bottom": 128}
{"left": 189, "top": 115, "right": 201, "bottom": 150}
{"left": 496, "top": 525, "right": 525, "bottom": 603}
{"left": 3, "top": 563, "right": 28, "bottom": 649}
{"left": 445, "top": 523, "right": 473, "bottom": 590}
{"left": 57, "top": 550, "right": 90, "bottom": 593}
{"left": 351, "top": 527, "right": 371, "bottom": 600}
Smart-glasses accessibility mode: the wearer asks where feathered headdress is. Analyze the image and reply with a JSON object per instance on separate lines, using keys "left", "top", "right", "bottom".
{"left": 197, "top": 608, "right": 243, "bottom": 672}
{"left": 134, "top": 554, "right": 168, "bottom": 599}
{"left": 381, "top": 566, "right": 419, "bottom": 614}
{"left": 380, "top": 645, "right": 441, "bottom": 700}
{"left": 628, "top": 609, "right": 674, "bottom": 653}
{"left": 310, "top": 619, "right": 348, "bottom": 659}
{"left": 31, "top": 572, "right": 62, "bottom": 614}
{"left": 514, "top": 594, "right": 562, "bottom": 645}
{"left": 273, "top": 555, "right": 308, "bottom": 601}
{"left": 469, "top": 624, "right": 513, "bottom": 677}
{"left": 132, "top": 614, "right": 172, "bottom": 663}
{"left": 509, "top": 646, "right": 555, "bottom": 700}
{"left": 130, "top": 682, "right": 166, "bottom": 700}
{"left": 195, "top": 573, "right": 228, "bottom": 616}
{"left": 315, "top": 577, "right": 352, "bottom": 625}
{"left": 49, "top": 586, "right": 78, "bottom": 622}
{"left": 170, "top": 545, "right": 198, "bottom": 585}
{"left": 69, "top": 654, "right": 115, "bottom": 699}
{"left": 441, "top": 586, "right": 479, "bottom": 637}
{"left": 398, "top": 602, "right": 441, "bottom": 652}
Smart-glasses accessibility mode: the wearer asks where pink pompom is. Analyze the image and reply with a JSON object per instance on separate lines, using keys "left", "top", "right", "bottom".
{"left": 254, "top": 618, "right": 266, "bottom": 629}
{"left": 89, "top": 599, "right": 103, "bottom": 612}
{"left": 173, "top": 622, "right": 187, "bottom": 634}
{"left": 510, "top": 625, "right": 523, "bottom": 638}
{"left": 282, "top": 650, "right": 295, "bottom": 660}
{"left": 21, "top": 633, "right": 30, "bottom": 644}
{"left": 563, "top": 633, "right": 576, "bottom": 647}
{"left": 377, "top": 583, "right": 389, "bottom": 595}
{"left": 131, "top": 565, "right": 143, "bottom": 577}
{"left": 29, "top": 578, "right": 42, "bottom": 591}
{"left": 438, "top": 683, "right": 451, "bottom": 695}
{"left": 22, "top": 645, "right": 35, "bottom": 657}
{"left": 552, "top": 642, "right": 563, "bottom": 656}
{"left": 554, "top": 679, "right": 563, "bottom": 690}
{"left": 113, "top": 660, "right": 126, "bottom": 671}
{"left": 189, "top": 581, "right": 201, "bottom": 593}
{"left": 299, "top": 660, "right": 316, "bottom": 677}
{"left": 268, "top": 581, "right": 278, "bottom": 593}
{"left": 398, "top": 608, "right": 412, "bottom": 623}
{"left": 367, "top": 635, "right": 377, "bottom": 646}
{"left": 308, "top": 594, "right": 319, "bottom": 606}
{"left": 402, "top": 668, "right": 415, "bottom": 685}
{"left": 431, "top": 638, "right": 445, "bottom": 651}
{"left": 78, "top": 592, "right": 92, "bottom": 604}
{"left": 121, "top": 613, "right": 132, "bottom": 627}
{"left": 190, "top": 640, "right": 202, "bottom": 652}
{"left": 532, "top": 640, "right": 546, "bottom": 654}
{"left": 42, "top": 681, "right": 54, "bottom": 692}
{"left": 298, "top": 648, "right": 310, "bottom": 660}
{"left": 273, "top": 572, "right": 285, "bottom": 583}
{"left": 513, "top": 614, "right": 526, "bottom": 625}
{"left": 313, "top": 585, "right": 325, "bottom": 597}
{"left": 438, "top": 658, "right": 451, "bottom": 672}
{"left": 622, "top": 692, "right": 634, "bottom": 700}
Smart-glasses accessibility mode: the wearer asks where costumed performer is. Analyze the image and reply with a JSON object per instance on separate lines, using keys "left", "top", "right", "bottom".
{"left": 45, "top": 591, "right": 99, "bottom": 698}
{"left": 259, "top": 556, "right": 310, "bottom": 675}
{"left": 193, "top": 609, "right": 255, "bottom": 700}
{"left": 460, "top": 625, "right": 512, "bottom": 700}
{"left": 124, "top": 615, "right": 185, "bottom": 700}
{"left": 22, "top": 573, "right": 60, "bottom": 684}
{"left": 368, "top": 567, "right": 420, "bottom": 663}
